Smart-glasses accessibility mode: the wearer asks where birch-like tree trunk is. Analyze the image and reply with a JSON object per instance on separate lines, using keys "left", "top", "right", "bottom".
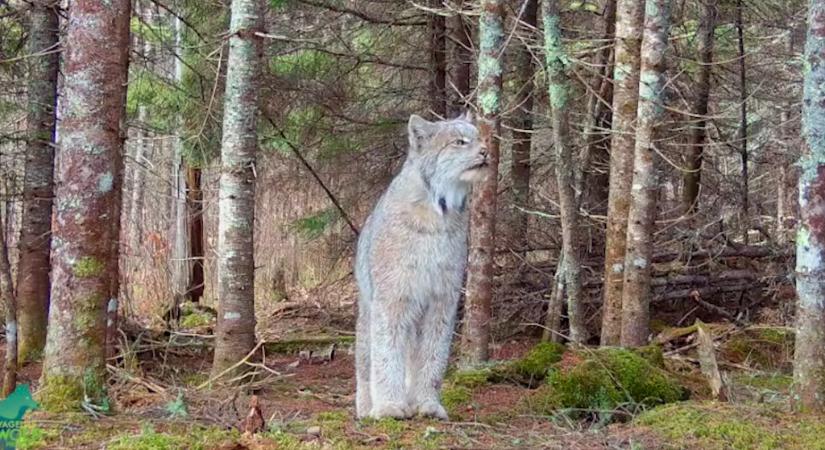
{"left": 543, "top": 0, "right": 586, "bottom": 343}
{"left": 619, "top": 0, "right": 671, "bottom": 347}
{"left": 0, "top": 218, "right": 17, "bottom": 396}
{"left": 212, "top": 0, "right": 264, "bottom": 375}
{"left": 735, "top": 0, "right": 749, "bottom": 233}
{"left": 510, "top": 0, "right": 538, "bottom": 252}
{"left": 461, "top": 0, "right": 504, "bottom": 366}
{"left": 170, "top": 14, "right": 190, "bottom": 310}
{"left": 600, "top": 0, "right": 644, "bottom": 346}
{"left": 449, "top": 0, "right": 473, "bottom": 116}
{"left": 682, "top": 0, "right": 717, "bottom": 214}
{"left": 793, "top": 0, "right": 825, "bottom": 412}
{"left": 16, "top": 0, "right": 59, "bottom": 363}
{"left": 39, "top": 0, "right": 130, "bottom": 411}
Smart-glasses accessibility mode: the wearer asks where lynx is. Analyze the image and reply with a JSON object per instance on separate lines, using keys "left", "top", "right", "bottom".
{"left": 354, "top": 112, "right": 489, "bottom": 420}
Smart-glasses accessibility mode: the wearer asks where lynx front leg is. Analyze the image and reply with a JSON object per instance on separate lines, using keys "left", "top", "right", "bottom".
{"left": 369, "top": 301, "right": 414, "bottom": 419}
{"left": 410, "top": 298, "right": 458, "bottom": 420}
{"left": 355, "top": 302, "right": 371, "bottom": 419}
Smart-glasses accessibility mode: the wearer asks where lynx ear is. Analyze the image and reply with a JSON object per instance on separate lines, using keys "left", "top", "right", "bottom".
{"left": 408, "top": 114, "right": 436, "bottom": 155}
{"left": 458, "top": 110, "right": 474, "bottom": 123}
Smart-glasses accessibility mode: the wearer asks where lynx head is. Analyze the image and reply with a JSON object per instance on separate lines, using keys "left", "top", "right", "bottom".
{"left": 405, "top": 111, "right": 489, "bottom": 214}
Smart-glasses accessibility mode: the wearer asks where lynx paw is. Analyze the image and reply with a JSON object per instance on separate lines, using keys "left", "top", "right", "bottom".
{"left": 417, "top": 400, "right": 448, "bottom": 420}
{"left": 369, "top": 402, "right": 413, "bottom": 419}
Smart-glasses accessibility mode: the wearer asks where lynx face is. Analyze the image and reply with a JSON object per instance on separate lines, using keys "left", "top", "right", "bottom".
{"left": 407, "top": 113, "right": 489, "bottom": 188}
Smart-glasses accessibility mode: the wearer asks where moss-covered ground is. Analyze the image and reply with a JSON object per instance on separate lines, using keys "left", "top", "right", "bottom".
{"left": 8, "top": 332, "right": 813, "bottom": 449}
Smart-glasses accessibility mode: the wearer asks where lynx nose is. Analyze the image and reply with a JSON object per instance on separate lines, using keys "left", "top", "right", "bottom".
{"left": 479, "top": 147, "right": 488, "bottom": 159}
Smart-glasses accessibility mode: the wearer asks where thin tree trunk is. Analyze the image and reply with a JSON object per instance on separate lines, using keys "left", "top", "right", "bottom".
{"left": 212, "top": 0, "right": 265, "bottom": 376}
{"left": 543, "top": 0, "right": 586, "bottom": 343}
{"left": 449, "top": 0, "right": 473, "bottom": 116}
{"left": 736, "top": 0, "right": 748, "bottom": 238}
{"left": 429, "top": 0, "right": 447, "bottom": 117}
{"left": 39, "top": 0, "right": 130, "bottom": 411}
{"left": 599, "top": 0, "right": 645, "bottom": 346}
{"left": 682, "top": 0, "right": 717, "bottom": 214}
{"left": 542, "top": 255, "right": 565, "bottom": 343}
{"left": 792, "top": 0, "right": 825, "bottom": 413}
{"left": 580, "top": 0, "right": 617, "bottom": 210}
{"left": 187, "top": 167, "right": 205, "bottom": 303}
{"left": 0, "top": 218, "right": 18, "bottom": 396}
{"left": 461, "top": 0, "right": 504, "bottom": 367}
{"left": 16, "top": 0, "right": 59, "bottom": 363}
{"left": 619, "top": 0, "right": 671, "bottom": 347}
{"left": 170, "top": 14, "right": 190, "bottom": 313}
{"left": 510, "top": 0, "right": 538, "bottom": 253}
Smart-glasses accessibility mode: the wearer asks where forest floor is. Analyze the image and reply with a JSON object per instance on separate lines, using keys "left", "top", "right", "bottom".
{"left": 7, "top": 319, "right": 825, "bottom": 450}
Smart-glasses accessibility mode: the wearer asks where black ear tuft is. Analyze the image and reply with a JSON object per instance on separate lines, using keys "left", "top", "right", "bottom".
{"left": 408, "top": 114, "right": 434, "bottom": 154}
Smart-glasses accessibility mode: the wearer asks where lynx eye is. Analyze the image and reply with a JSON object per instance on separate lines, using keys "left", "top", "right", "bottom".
{"left": 454, "top": 138, "right": 469, "bottom": 146}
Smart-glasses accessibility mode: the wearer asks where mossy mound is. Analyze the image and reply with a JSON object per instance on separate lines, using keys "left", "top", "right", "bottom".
{"left": 636, "top": 402, "right": 825, "bottom": 450}
{"left": 506, "top": 342, "right": 565, "bottom": 386}
{"left": 526, "top": 348, "right": 685, "bottom": 420}
{"left": 720, "top": 327, "right": 794, "bottom": 372}
{"left": 178, "top": 302, "right": 215, "bottom": 330}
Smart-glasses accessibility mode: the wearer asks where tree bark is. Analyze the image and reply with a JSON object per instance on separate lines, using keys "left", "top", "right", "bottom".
{"left": 510, "top": 0, "right": 538, "bottom": 253}
{"left": 682, "top": 0, "right": 717, "bottom": 214}
{"left": 543, "top": 0, "right": 586, "bottom": 343}
{"left": 735, "top": 0, "right": 749, "bottom": 234}
{"left": 792, "top": 0, "right": 825, "bottom": 413}
{"left": 461, "top": 0, "right": 504, "bottom": 366}
{"left": 0, "top": 218, "right": 18, "bottom": 396}
{"left": 429, "top": 0, "right": 447, "bottom": 117}
{"left": 448, "top": 0, "right": 473, "bottom": 116}
{"left": 16, "top": 0, "right": 59, "bottom": 364}
{"left": 39, "top": 0, "right": 131, "bottom": 411}
{"left": 619, "top": 0, "right": 671, "bottom": 347}
{"left": 170, "top": 13, "right": 190, "bottom": 314}
{"left": 187, "top": 167, "right": 205, "bottom": 304}
{"left": 600, "top": 0, "right": 645, "bottom": 346}
{"left": 579, "top": 0, "right": 617, "bottom": 210}
{"left": 212, "top": 0, "right": 265, "bottom": 376}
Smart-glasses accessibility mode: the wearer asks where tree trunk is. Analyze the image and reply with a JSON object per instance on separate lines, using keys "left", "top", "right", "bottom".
{"left": 16, "top": 0, "right": 59, "bottom": 364}
{"left": 510, "top": 0, "right": 538, "bottom": 253}
{"left": 429, "top": 0, "right": 447, "bottom": 117}
{"left": 448, "top": 0, "right": 473, "bottom": 116}
{"left": 682, "top": 0, "right": 717, "bottom": 214}
{"left": 39, "top": 0, "right": 131, "bottom": 411}
{"left": 599, "top": 0, "right": 645, "bottom": 346}
{"left": 461, "top": 0, "right": 504, "bottom": 367}
{"left": 212, "top": 0, "right": 264, "bottom": 376}
{"left": 579, "top": 0, "right": 617, "bottom": 211}
{"left": 187, "top": 167, "right": 205, "bottom": 304}
{"left": 792, "top": 0, "right": 825, "bottom": 413}
{"left": 619, "top": 0, "right": 671, "bottom": 347}
{"left": 0, "top": 219, "right": 18, "bottom": 396}
{"left": 543, "top": 0, "right": 586, "bottom": 343}
{"left": 170, "top": 14, "right": 190, "bottom": 313}
{"left": 735, "top": 0, "right": 749, "bottom": 236}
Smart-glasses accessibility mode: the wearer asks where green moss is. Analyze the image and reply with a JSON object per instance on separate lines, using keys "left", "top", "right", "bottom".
{"left": 37, "top": 374, "right": 85, "bottom": 412}
{"left": 264, "top": 336, "right": 354, "bottom": 354}
{"left": 441, "top": 384, "right": 471, "bottom": 416}
{"left": 732, "top": 373, "right": 793, "bottom": 392}
{"left": 373, "top": 417, "right": 405, "bottom": 435}
{"left": 108, "top": 423, "right": 240, "bottom": 450}
{"left": 72, "top": 257, "right": 105, "bottom": 278}
{"left": 16, "top": 423, "right": 57, "bottom": 449}
{"left": 448, "top": 367, "right": 494, "bottom": 388}
{"left": 634, "top": 344, "right": 665, "bottom": 368}
{"left": 506, "top": 342, "right": 566, "bottom": 387}
{"left": 526, "top": 348, "right": 684, "bottom": 420}
{"left": 179, "top": 311, "right": 213, "bottom": 329}
{"left": 633, "top": 403, "right": 825, "bottom": 450}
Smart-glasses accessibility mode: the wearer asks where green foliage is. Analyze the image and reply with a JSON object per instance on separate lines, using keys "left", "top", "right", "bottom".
{"left": 721, "top": 328, "right": 794, "bottom": 371}
{"left": 108, "top": 423, "right": 239, "bottom": 450}
{"left": 271, "top": 50, "right": 336, "bottom": 79}
{"left": 165, "top": 392, "right": 189, "bottom": 419}
{"left": 16, "top": 423, "right": 56, "bottom": 450}
{"left": 441, "top": 384, "right": 471, "bottom": 416}
{"left": 526, "top": 348, "right": 684, "bottom": 421}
